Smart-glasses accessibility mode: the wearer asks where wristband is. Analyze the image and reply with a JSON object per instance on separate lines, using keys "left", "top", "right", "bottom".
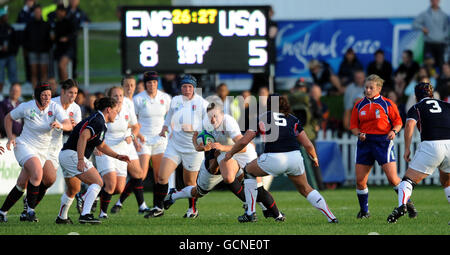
{"left": 392, "top": 129, "right": 398, "bottom": 135}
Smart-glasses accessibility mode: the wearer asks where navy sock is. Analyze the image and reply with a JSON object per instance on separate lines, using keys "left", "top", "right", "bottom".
{"left": 357, "top": 191, "right": 369, "bottom": 212}
{"left": 0, "top": 186, "right": 24, "bottom": 212}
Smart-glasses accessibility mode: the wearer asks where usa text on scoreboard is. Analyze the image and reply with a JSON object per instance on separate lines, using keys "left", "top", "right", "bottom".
{"left": 121, "top": 6, "right": 270, "bottom": 74}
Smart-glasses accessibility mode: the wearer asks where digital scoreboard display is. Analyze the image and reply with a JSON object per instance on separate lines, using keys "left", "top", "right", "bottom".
{"left": 121, "top": 6, "right": 270, "bottom": 74}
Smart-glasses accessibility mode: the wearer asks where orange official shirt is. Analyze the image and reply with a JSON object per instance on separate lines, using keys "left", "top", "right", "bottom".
{"left": 350, "top": 95, "right": 402, "bottom": 135}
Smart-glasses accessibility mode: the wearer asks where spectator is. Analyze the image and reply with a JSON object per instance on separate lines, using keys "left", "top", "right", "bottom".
{"left": 237, "top": 90, "right": 253, "bottom": 133}
{"left": 258, "top": 86, "right": 270, "bottom": 109}
{"left": 436, "top": 62, "right": 450, "bottom": 101}
{"left": 160, "top": 73, "right": 180, "bottom": 96}
{"left": 385, "top": 89, "right": 407, "bottom": 125}
{"left": 343, "top": 69, "right": 366, "bottom": 130}
{"left": 423, "top": 53, "right": 438, "bottom": 79}
{"left": 16, "top": 0, "right": 37, "bottom": 85}
{"left": 135, "top": 78, "right": 145, "bottom": 95}
{"left": 48, "top": 77, "right": 59, "bottom": 97}
{"left": 395, "top": 49, "right": 420, "bottom": 85}
{"left": 24, "top": 4, "right": 52, "bottom": 89}
{"left": 83, "top": 93, "right": 96, "bottom": 118}
{"left": 75, "top": 88, "right": 85, "bottom": 104}
{"left": 209, "top": 83, "right": 233, "bottom": 116}
{"left": 394, "top": 72, "right": 408, "bottom": 98}
{"left": 66, "top": 0, "right": 90, "bottom": 79}
{"left": 287, "top": 78, "right": 313, "bottom": 138}
{"left": 308, "top": 59, "right": 344, "bottom": 95}
{"left": 404, "top": 66, "right": 437, "bottom": 97}
{"left": 413, "top": 0, "right": 449, "bottom": 70}
{"left": 367, "top": 49, "right": 393, "bottom": 89}
{"left": 310, "top": 84, "right": 329, "bottom": 135}
{"left": 338, "top": 48, "right": 363, "bottom": 86}
{"left": 52, "top": 4, "right": 76, "bottom": 81}
{"left": 0, "top": 83, "right": 23, "bottom": 138}
{"left": 0, "top": 8, "right": 19, "bottom": 100}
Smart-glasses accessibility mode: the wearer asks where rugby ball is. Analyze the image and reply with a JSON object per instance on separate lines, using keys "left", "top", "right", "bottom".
{"left": 196, "top": 130, "right": 215, "bottom": 145}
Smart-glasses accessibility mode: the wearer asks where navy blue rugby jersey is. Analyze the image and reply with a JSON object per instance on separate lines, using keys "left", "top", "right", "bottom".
{"left": 406, "top": 98, "right": 450, "bottom": 141}
{"left": 253, "top": 111, "right": 303, "bottom": 153}
{"left": 62, "top": 111, "right": 108, "bottom": 158}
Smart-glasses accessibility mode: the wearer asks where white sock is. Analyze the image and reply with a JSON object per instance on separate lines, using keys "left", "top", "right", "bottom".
{"left": 168, "top": 172, "right": 176, "bottom": 190}
{"left": 306, "top": 189, "right": 336, "bottom": 222}
{"left": 58, "top": 193, "right": 74, "bottom": 220}
{"left": 81, "top": 184, "right": 101, "bottom": 216}
{"left": 444, "top": 186, "right": 450, "bottom": 203}
{"left": 397, "top": 181, "right": 413, "bottom": 207}
{"left": 244, "top": 179, "right": 258, "bottom": 215}
{"left": 172, "top": 186, "right": 193, "bottom": 200}
{"left": 99, "top": 210, "right": 107, "bottom": 217}
{"left": 115, "top": 200, "right": 122, "bottom": 206}
{"left": 139, "top": 202, "right": 148, "bottom": 210}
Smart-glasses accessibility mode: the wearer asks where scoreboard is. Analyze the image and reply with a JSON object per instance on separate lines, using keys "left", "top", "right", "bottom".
{"left": 121, "top": 6, "right": 270, "bottom": 74}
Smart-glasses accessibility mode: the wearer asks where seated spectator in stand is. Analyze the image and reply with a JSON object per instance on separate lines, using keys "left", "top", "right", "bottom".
{"left": 423, "top": 53, "right": 439, "bottom": 79}
{"left": 385, "top": 89, "right": 407, "bottom": 125}
{"left": 338, "top": 48, "right": 363, "bottom": 86}
{"left": 395, "top": 49, "right": 420, "bottom": 85}
{"left": 309, "top": 59, "right": 344, "bottom": 95}
{"left": 394, "top": 72, "right": 408, "bottom": 98}
{"left": 343, "top": 69, "right": 365, "bottom": 130}
{"left": 436, "top": 62, "right": 450, "bottom": 102}
{"left": 0, "top": 83, "right": 23, "bottom": 138}
{"left": 24, "top": 4, "right": 51, "bottom": 89}
{"left": 310, "top": 84, "right": 329, "bottom": 134}
{"left": 209, "top": 83, "right": 233, "bottom": 116}
{"left": 367, "top": 49, "right": 393, "bottom": 90}
{"left": 135, "top": 78, "right": 145, "bottom": 95}
{"left": 404, "top": 66, "right": 437, "bottom": 97}
{"left": 405, "top": 76, "right": 440, "bottom": 112}
{"left": 83, "top": 93, "right": 96, "bottom": 118}
{"left": 258, "top": 86, "right": 270, "bottom": 109}
{"left": 53, "top": 4, "right": 76, "bottom": 81}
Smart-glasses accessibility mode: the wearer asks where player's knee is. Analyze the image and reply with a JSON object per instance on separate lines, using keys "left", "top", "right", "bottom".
{"left": 402, "top": 176, "right": 417, "bottom": 188}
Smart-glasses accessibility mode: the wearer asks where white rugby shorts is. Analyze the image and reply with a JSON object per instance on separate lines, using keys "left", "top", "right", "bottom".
{"left": 257, "top": 150, "right": 305, "bottom": 176}
{"left": 409, "top": 140, "right": 450, "bottom": 175}
{"left": 163, "top": 140, "right": 204, "bottom": 171}
{"left": 59, "top": 149, "right": 95, "bottom": 178}
{"left": 14, "top": 141, "right": 48, "bottom": 167}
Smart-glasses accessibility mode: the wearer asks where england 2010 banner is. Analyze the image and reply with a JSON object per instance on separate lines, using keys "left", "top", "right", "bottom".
{"left": 275, "top": 18, "right": 423, "bottom": 88}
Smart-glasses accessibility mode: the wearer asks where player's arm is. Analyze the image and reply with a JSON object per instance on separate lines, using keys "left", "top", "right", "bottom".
{"left": 50, "top": 118, "right": 72, "bottom": 132}
{"left": 96, "top": 141, "right": 131, "bottom": 163}
{"left": 4, "top": 113, "right": 16, "bottom": 150}
{"left": 76, "top": 129, "right": 91, "bottom": 171}
{"left": 224, "top": 130, "right": 256, "bottom": 161}
{"left": 296, "top": 130, "right": 319, "bottom": 167}
{"left": 211, "top": 134, "right": 247, "bottom": 153}
{"left": 403, "top": 119, "right": 416, "bottom": 162}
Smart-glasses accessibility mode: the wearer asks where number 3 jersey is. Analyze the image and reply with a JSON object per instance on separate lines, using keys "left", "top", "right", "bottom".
{"left": 406, "top": 98, "right": 450, "bottom": 141}
{"left": 253, "top": 111, "right": 304, "bottom": 153}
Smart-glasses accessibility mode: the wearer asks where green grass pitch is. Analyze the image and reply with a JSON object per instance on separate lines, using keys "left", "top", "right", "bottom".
{"left": 0, "top": 186, "right": 448, "bottom": 235}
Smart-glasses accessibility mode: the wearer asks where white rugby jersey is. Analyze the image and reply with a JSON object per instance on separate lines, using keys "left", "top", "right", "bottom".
{"left": 105, "top": 100, "right": 138, "bottom": 146}
{"left": 50, "top": 96, "right": 82, "bottom": 145}
{"left": 10, "top": 99, "right": 68, "bottom": 149}
{"left": 133, "top": 90, "right": 171, "bottom": 144}
{"left": 164, "top": 94, "right": 208, "bottom": 153}
{"left": 210, "top": 114, "right": 256, "bottom": 156}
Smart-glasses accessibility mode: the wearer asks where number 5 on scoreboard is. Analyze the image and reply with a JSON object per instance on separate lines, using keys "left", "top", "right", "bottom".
{"left": 140, "top": 40, "right": 159, "bottom": 67}
{"left": 248, "top": 39, "right": 267, "bottom": 66}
